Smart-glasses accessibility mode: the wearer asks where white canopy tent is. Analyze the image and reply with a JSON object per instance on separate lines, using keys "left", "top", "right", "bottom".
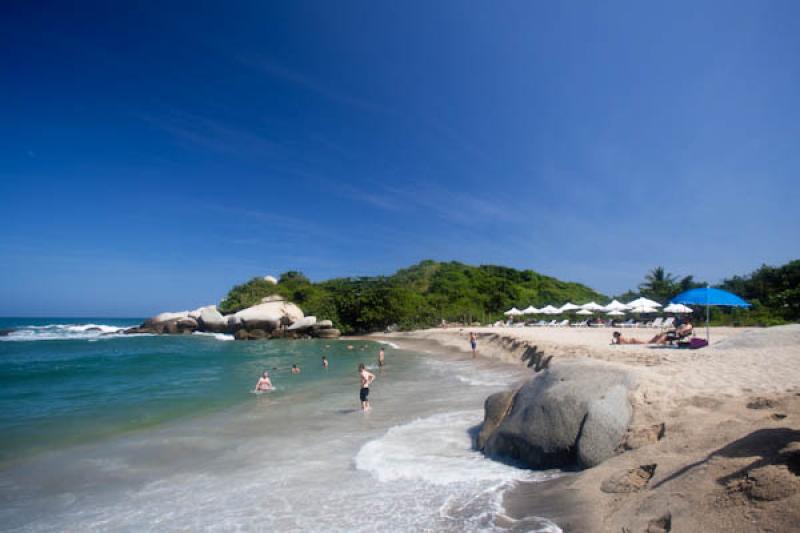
{"left": 521, "top": 305, "right": 540, "bottom": 315}
{"left": 504, "top": 307, "right": 523, "bottom": 316}
{"left": 580, "top": 301, "right": 605, "bottom": 311}
{"left": 628, "top": 305, "right": 659, "bottom": 314}
{"left": 626, "top": 297, "right": 662, "bottom": 309}
{"left": 576, "top": 309, "right": 593, "bottom": 316}
{"left": 539, "top": 305, "right": 561, "bottom": 315}
{"left": 603, "top": 299, "right": 630, "bottom": 312}
{"left": 606, "top": 309, "right": 626, "bottom": 316}
{"left": 559, "top": 302, "right": 581, "bottom": 312}
{"left": 663, "top": 303, "right": 693, "bottom": 314}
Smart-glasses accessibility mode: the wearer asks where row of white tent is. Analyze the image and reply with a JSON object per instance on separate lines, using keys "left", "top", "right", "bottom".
{"left": 504, "top": 297, "right": 693, "bottom": 317}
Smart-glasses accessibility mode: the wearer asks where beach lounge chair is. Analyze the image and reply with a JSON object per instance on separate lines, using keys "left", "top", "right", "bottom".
{"left": 660, "top": 317, "right": 675, "bottom": 330}
{"left": 571, "top": 320, "right": 588, "bottom": 327}
{"left": 668, "top": 326, "right": 694, "bottom": 346}
{"left": 544, "top": 320, "right": 557, "bottom": 327}
{"left": 589, "top": 320, "right": 607, "bottom": 328}
{"left": 620, "top": 319, "right": 636, "bottom": 328}
{"left": 555, "top": 319, "right": 569, "bottom": 327}
{"left": 647, "top": 317, "right": 664, "bottom": 329}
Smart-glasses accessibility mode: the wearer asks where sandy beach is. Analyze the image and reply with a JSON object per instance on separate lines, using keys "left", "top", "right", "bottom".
{"left": 377, "top": 325, "right": 800, "bottom": 532}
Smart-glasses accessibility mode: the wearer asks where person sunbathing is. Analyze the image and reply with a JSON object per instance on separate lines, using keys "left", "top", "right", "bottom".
{"left": 611, "top": 321, "right": 693, "bottom": 345}
{"left": 650, "top": 320, "right": 694, "bottom": 345}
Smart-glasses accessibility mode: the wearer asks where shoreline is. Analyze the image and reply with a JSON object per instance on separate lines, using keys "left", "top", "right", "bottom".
{"left": 374, "top": 325, "right": 800, "bottom": 532}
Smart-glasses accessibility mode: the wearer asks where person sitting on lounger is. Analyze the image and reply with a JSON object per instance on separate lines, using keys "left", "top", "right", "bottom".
{"left": 652, "top": 320, "right": 693, "bottom": 345}
{"left": 612, "top": 320, "right": 693, "bottom": 345}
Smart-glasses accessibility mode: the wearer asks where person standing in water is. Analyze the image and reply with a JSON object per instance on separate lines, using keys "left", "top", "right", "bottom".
{"left": 254, "top": 371, "right": 273, "bottom": 392}
{"left": 358, "top": 363, "right": 376, "bottom": 411}
{"left": 378, "top": 347, "right": 385, "bottom": 368}
{"left": 322, "top": 356, "right": 329, "bottom": 369}
{"left": 469, "top": 332, "right": 478, "bottom": 358}
{"left": 291, "top": 364, "right": 301, "bottom": 374}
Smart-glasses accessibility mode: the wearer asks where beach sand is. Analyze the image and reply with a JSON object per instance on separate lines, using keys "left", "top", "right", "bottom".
{"left": 377, "top": 325, "right": 800, "bottom": 532}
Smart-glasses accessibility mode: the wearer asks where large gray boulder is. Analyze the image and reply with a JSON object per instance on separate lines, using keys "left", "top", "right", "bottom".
{"left": 144, "top": 311, "right": 189, "bottom": 327}
{"left": 197, "top": 306, "right": 226, "bottom": 332}
{"left": 234, "top": 300, "right": 304, "bottom": 331}
{"left": 288, "top": 316, "right": 316, "bottom": 331}
{"left": 481, "top": 360, "right": 635, "bottom": 469}
{"left": 314, "top": 328, "right": 341, "bottom": 339}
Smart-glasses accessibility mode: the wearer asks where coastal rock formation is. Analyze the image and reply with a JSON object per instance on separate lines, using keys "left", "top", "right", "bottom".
{"left": 127, "top": 298, "right": 340, "bottom": 340}
{"left": 197, "top": 306, "right": 226, "bottom": 332}
{"left": 287, "top": 316, "right": 317, "bottom": 331}
{"left": 234, "top": 296, "right": 304, "bottom": 331}
{"left": 480, "top": 360, "right": 635, "bottom": 469}
{"left": 477, "top": 389, "right": 517, "bottom": 450}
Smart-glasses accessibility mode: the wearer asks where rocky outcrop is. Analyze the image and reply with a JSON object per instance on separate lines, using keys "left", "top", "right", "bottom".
{"left": 234, "top": 296, "right": 304, "bottom": 331}
{"left": 479, "top": 360, "right": 635, "bottom": 469}
{"left": 287, "top": 316, "right": 316, "bottom": 331}
{"left": 126, "top": 299, "right": 341, "bottom": 340}
{"left": 196, "top": 306, "right": 226, "bottom": 332}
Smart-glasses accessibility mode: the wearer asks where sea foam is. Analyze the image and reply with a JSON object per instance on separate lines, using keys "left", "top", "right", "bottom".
{"left": 0, "top": 323, "right": 136, "bottom": 341}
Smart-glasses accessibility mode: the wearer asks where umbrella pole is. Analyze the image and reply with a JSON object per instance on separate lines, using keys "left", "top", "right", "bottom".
{"left": 705, "top": 284, "right": 710, "bottom": 343}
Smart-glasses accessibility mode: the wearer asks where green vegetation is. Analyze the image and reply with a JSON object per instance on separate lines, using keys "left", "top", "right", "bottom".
{"left": 617, "top": 261, "right": 800, "bottom": 326}
{"left": 219, "top": 260, "right": 605, "bottom": 334}
{"left": 219, "top": 259, "right": 799, "bottom": 333}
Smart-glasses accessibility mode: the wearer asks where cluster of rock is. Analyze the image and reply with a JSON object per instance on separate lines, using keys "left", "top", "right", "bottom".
{"left": 477, "top": 360, "right": 635, "bottom": 469}
{"left": 124, "top": 295, "right": 341, "bottom": 340}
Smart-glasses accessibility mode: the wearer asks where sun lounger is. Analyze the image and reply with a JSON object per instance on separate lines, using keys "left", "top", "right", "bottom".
{"left": 660, "top": 317, "right": 675, "bottom": 330}
{"left": 571, "top": 320, "right": 588, "bottom": 327}
{"left": 620, "top": 319, "right": 636, "bottom": 328}
{"left": 555, "top": 319, "right": 569, "bottom": 327}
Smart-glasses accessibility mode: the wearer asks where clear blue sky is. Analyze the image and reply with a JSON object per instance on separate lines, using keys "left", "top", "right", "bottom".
{"left": 2, "top": 1, "right": 799, "bottom": 316}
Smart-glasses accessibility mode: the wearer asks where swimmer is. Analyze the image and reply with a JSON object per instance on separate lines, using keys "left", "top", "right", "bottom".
{"left": 322, "top": 356, "right": 329, "bottom": 369}
{"left": 254, "top": 371, "right": 273, "bottom": 392}
{"left": 378, "top": 347, "right": 385, "bottom": 368}
{"left": 291, "top": 363, "right": 301, "bottom": 374}
{"left": 358, "top": 363, "right": 376, "bottom": 411}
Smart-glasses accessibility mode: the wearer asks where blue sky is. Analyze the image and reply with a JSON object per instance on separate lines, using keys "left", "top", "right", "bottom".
{"left": 2, "top": 1, "right": 799, "bottom": 316}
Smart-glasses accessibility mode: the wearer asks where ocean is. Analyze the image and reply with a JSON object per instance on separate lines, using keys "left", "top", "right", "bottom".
{"left": 0, "top": 318, "right": 560, "bottom": 532}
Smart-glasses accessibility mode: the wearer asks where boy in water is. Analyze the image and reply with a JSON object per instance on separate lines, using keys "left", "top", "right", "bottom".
{"left": 254, "top": 371, "right": 273, "bottom": 392}
{"left": 291, "top": 364, "right": 301, "bottom": 374}
{"left": 322, "top": 356, "right": 329, "bottom": 369}
{"left": 469, "top": 332, "right": 478, "bottom": 358}
{"left": 378, "top": 347, "right": 385, "bottom": 368}
{"left": 358, "top": 363, "right": 376, "bottom": 411}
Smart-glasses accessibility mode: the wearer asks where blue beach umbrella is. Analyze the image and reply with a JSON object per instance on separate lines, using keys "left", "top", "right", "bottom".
{"left": 670, "top": 286, "right": 751, "bottom": 342}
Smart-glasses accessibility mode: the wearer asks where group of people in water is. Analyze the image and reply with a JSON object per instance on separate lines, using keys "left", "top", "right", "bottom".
{"left": 253, "top": 346, "right": 385, "bottom": 411}
{"left": 611, "top": 319, "right": 694, "bottom": 345}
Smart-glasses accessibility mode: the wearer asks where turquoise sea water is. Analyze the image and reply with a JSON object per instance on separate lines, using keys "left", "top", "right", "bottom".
{"left": 0, "top": 318, "right": 561, "bottom": 532}
{"left": 0, "top": 317, "right": 382, "bottom": 464}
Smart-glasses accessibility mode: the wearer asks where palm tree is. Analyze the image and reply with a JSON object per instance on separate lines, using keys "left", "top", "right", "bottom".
{"left": 638, "top": 267, "right": 678, "bottom": 301}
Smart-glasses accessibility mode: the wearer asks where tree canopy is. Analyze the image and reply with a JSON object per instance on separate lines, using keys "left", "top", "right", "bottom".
{"left": 220, "top": 259, "right": 799, "bottom": 333}
{"left": 219, "top": 260, "right": 605, "bottom": 334}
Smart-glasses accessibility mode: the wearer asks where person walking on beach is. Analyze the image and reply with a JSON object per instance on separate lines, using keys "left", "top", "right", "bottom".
{"left": 358, "top": 363, "right": 376, "bottom": 411}
{"left": 322, "top": 356, "right": 329, "bottom": 369}
{"left": 469, "top": 332, "right": 478, "bottom": 358}
{"left": 254, "top": 371, "right": 273, "bottom": 392}
{"left": 378, "top": 347, "right": 385, "bottom": 368}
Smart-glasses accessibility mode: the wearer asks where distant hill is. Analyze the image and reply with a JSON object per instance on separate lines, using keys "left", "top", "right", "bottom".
{"left": 219, "top": 260, "right": 606, "bottom": 334}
